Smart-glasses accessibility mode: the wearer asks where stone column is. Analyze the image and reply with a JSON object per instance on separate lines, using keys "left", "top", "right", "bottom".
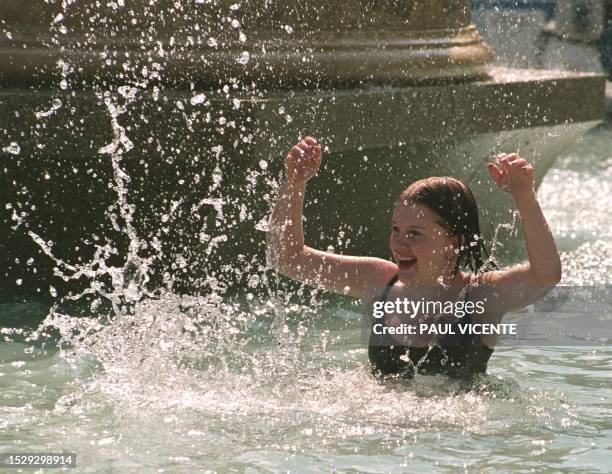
{"left": 0, "top": 0, "right": 493, "bottom": 87}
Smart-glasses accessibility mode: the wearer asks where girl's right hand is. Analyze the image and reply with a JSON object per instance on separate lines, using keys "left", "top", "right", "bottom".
{"left": 284, "top": 136, "right": 322, "bottom": 183}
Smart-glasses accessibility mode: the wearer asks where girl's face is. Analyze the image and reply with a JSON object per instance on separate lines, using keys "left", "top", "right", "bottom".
{"left": 389, "top": 201, "right": 462, "bottom": 285}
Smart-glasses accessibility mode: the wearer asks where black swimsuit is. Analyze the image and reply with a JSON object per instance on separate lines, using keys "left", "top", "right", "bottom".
{"left": 368, "top": 275, "right": 494, "bottom": 378}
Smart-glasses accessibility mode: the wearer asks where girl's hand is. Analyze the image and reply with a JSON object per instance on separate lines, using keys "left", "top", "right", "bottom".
{"left": 284, "top": 136, "right": 322, "bottom": 183}
{"left": 487, "top": 153, "right": 535, "bottom": 198}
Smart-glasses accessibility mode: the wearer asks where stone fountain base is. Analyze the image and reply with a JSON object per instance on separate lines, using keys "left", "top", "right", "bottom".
{"left": 0, "top": 67, "right": 604, "bottom": 297}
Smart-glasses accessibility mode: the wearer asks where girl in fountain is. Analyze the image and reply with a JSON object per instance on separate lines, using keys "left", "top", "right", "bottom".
{"left": 267, "top": 137, "right": 562, "bottom": 378}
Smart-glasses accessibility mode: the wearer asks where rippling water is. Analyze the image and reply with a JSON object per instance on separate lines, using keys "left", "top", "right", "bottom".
{"left": 1, "top": 125, "right": 611, "bottom": 472}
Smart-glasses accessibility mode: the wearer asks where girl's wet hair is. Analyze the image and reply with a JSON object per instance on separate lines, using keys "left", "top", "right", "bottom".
{"left": 398, "top": 177, "right": 497, "bottom": 275}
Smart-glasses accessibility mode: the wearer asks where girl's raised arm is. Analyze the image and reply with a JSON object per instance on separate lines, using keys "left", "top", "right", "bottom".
{"left": 267, "top": 137, "right": 396, "bottom": 299}
{"left": 471, "top": 153, "right": 562, "bottom": 321}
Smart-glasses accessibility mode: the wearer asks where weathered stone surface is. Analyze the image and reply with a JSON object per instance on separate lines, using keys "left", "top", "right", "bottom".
{"left": 0, "top": 0, "right": 493, "bottom": 87}
{"left": 0, "top": 67, "right": 604, "bottom": 296}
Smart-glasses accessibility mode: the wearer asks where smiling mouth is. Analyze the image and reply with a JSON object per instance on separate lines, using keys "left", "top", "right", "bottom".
{"left": 397, "top": 258, "right": 417, "bottom": 271}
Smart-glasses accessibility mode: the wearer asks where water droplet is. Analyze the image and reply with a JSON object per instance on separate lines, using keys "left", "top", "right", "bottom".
{"left": 230, "top": 3, "right": 240, "bottom": 10}
{"left": 59, "top": 79, "right": 68, "bottom": 89}
{"left": 248, "top": 275, "right": 260, "bottom": 288}
{"left": 239, "top": 32, "right": 247, "bottom": 43}
{"left": 278, "top": 106, "right": 285, "bottom": 114}
{"left": 236, "top": 51, "right": 250, "bottom": 65}
{"left": 2, "top": 142, "right": 20, "bottom": 155}
{"left": 118, "top": 86, "right": 138, "bottom": 99}
{"left": 283, "top": 25, "right": 294, "bottom": 34}
{"left": 49, "top": 286, "right": 57, "bottom": 297}
{"left": 190, "top": 93, "right": 206, "bottom": 105}
{"left": 15, "top": 279, "right": 22, "bottom": 286}
{"left": 255, "top": 217, "right": 269, "bottom": 232}
{"left": 211, "top": 166, "right": 223, "bottom": 186}
{"left": 230, "top": 19, "right": 240, "bottom": 29}
{"left": 259, "top": 160, "right": 268, "bottom": 170}
{"left": 207, "top": 37, "right": 218, "bottom": 48}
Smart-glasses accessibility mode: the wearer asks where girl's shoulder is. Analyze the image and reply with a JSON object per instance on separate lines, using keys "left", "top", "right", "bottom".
{"left": 361, "top": 265, "right": 398, "bottom": 303}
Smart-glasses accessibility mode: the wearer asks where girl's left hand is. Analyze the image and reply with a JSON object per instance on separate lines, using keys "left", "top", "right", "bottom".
{"left": 487, "top": 153, "right": 535, "bottom": 198}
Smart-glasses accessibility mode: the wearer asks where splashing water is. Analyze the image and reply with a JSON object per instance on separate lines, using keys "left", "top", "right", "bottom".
{"left": 2, "top": 125, "right": 610, "bottom": 471}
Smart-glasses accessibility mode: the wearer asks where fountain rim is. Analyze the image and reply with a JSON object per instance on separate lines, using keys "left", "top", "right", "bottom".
{"left": 0, "top": 24, "right": 495, "bottom": 88}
